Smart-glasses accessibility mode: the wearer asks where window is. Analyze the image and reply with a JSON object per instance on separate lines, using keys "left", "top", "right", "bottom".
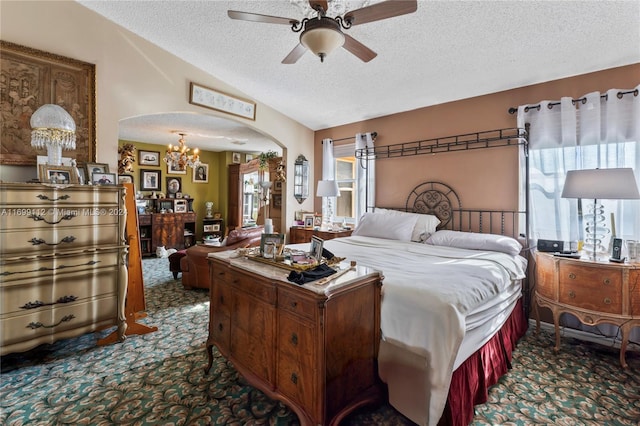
{"left": 335, "top": 156, "right": 355, "bottom": 220}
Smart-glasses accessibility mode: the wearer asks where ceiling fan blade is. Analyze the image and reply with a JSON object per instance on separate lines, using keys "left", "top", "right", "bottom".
{"left": 308, "top": 0, "right": 328, "bottom": 13}
{"left": 228, "top": 10, "right": 299, "bottom": 26}
{"left": 282, "top": 43, "right": 307, "bottom": 64}
{"left": 344, "top": 0, "right": 417, "bottom": 26}
{"left": 343, "top": 34, "right": 377, "bottom": 62}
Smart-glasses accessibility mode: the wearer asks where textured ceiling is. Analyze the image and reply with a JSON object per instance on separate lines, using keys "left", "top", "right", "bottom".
{"left": 77, "top": 0, "right": 640, "bottom": 151}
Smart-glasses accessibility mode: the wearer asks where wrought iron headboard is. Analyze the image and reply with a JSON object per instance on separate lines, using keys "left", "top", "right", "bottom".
{"left": 371, "top": 181, "right": 526, "bottom": 239}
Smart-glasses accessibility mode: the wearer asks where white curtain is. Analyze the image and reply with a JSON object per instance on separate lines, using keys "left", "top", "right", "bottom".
{"left": 518, "top": 84, "right": 640, "bottom": 343}
{"left": 518, "top": 85, "right": 640, "bottom": 245}
{"left": 321, "top": 138, "right": 335, "bottom": 218}
{"left": 355, "top": 132, "right": 375, "bottom": 222}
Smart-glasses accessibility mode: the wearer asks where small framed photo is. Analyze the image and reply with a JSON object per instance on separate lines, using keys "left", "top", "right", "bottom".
{"left": 86, "top": 162, "right": 109, "bottom": 178}
{"left": 140, "top": 169, "right": 161, "bottom": 190}
{"left": 273, "top": 180, "right": 283, "bottom": 192}
{"left": 174, "top": 199, "right": 188, "bottom": 213}
{"left": 272, "top": 194, "right": 282, "bottom": 208}
{"left": 310, "top": 236, "right": 324, "bottom": 262}
{"left": 232, "top": 152, "right": 241, "bottom": 164}
{"left": 92, "top": 172, "right": 117, "bottom": 185}
{"left": 260, "top": 233, "right": 285, "bottom": 256}
{"left": 39, "top": 164, "right": 78, "bottom": 184}
{"left": 246, "top": 154, "right": 254, "bottom": 162}
{"left": 138, "top": 150, "right": 160, "bottom": 166}
{"left": 166, "top": 153, "right": 187, "bottom": 174}
{"left": 118, "top": 174, "right": 133, "bottom": 184}
{"left": 204, "top": 223, "right": 221, "bottom": 232}
{"left": 166, "top": 177, "right": 181, "bottom": 196}
{"left": 303, "top": 213, "right": 315, "bottom": 228}
{"left": 193, "top": 163, "right": 209, "bottom": 183}
{"left": 314, "top": 214, "right": 322, "bottom": 227}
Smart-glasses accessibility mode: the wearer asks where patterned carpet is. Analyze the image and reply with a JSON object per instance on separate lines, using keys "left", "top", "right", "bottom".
{"left": 1, "top": 257, "right": 639, "bottom": 425}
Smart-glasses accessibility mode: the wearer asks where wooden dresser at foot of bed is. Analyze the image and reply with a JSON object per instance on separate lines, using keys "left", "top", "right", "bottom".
{"left": 205, "top": 254, "right": 383, "bottom": 426}
{"left": 0, "top": 183, "right": 128, "bottom": 355}
{"left": 534, "top": 251, "right": 640, "bottom": 368}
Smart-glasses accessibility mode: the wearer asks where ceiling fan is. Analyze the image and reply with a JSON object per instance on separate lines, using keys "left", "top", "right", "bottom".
{"left": 228, "top": 0, "right": 418, "bottom": 64}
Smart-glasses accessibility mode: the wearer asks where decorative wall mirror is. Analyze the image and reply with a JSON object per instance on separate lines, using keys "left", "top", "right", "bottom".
{"left": 293, "top": 154, "right": 309, "bottom": 204}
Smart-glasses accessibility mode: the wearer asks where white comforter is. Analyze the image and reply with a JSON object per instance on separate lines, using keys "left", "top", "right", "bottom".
{"left": 320, "top": 236, "right": 527, "bottom": 425}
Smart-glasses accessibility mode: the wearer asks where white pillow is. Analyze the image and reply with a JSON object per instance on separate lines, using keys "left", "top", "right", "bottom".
{"left": 425, "top": 230, "right": 523, "bottom": 256}
{"left": 373, "top": 208, "right": 441, "bottom": 242}
{"left": 352, "top": 212, "right": 417, "bottom": 241}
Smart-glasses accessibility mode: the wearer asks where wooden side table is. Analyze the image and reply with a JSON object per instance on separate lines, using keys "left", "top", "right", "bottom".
{"left": 289, "top": 227, "right": 353, "bottom": 244}
{"left": 534, "top": 251, "right": 640, "bottom": 368}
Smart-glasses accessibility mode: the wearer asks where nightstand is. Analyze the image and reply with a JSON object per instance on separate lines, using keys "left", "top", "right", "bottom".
{"left": 534, "top": 252, "right": 640, "bottom": 368}
{"left": 289, "top": 227, "right": 353, "bottom": 244}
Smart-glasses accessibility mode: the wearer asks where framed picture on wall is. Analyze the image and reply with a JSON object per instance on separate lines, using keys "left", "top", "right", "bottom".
{"left": 193, "top": 163, "right": 209, "bottom": 183}
{"left": 139, "top": 150, "right": 160, "bottom": 166}
{"left": 140, "top": 169, "right": 160, "bottom": 190}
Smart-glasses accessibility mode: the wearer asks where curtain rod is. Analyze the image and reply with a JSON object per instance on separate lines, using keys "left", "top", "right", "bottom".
{"left": 507, "top": 89, "right": 638, "bottom": 115}
{"left": 326, "top": 131, "right": 377, "bottom": 143}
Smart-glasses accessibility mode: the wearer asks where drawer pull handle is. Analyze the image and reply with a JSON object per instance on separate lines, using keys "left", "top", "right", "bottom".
{"left": 603, "top": 278, "right": 611, "bottom": 285}
{"left": 1, "top": 260, "right": 101, "bottom": 276}
{"left": 604, "top": 297, "right": 612, "bottom": 305}
{"left": 218, "top": 323, "right": 223, "bottom": 332}
{"left": 28, "top": 213, "right": 77, "bottom": 225}
{"left": 37, "top": 194, "right": 70, "bottom": 202}
{"left": 220, "top": 295, "right": 224, "bottom": 304}
{"left": 28, "top": 236, "right": 77, "bottom": 246}
{"left": 20, "top": 295, "right": 78, "bottom": 310}
{"left": 290, "top": 373, "right": 298, "bottom": 384}
{"left": 568, "top": 291, "right": 576, "bottom": 299}
{"left": 291, "top": 333, "right": 298, "bottom": 345}
{"left": 26, "top": 314, "right": 75, "bottom": 329}
{"left": 290, "top": 301, "right": 297, "bottom": 309}
{"left": 568, "top": 273, "right": 576, "bottom": 280}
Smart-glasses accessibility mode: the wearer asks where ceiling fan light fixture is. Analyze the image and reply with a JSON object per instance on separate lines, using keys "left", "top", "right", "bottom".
{"left": 300, "top": 18, "right": 345, "bottom": 62}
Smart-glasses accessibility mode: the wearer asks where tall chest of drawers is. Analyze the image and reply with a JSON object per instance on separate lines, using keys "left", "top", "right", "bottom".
{"left": 534, "top": 252, "right": 640, "bottom": 368}
{"left": 0, "top": 183, "right": 128, "bottom": 355}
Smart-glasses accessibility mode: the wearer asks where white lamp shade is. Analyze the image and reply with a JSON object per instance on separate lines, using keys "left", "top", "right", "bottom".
{"left": 30, "top": 104, "right": 76, "bottom": 132}
{"left": 316, "top": 180, "right": 340, "bottom": 197}
{"left": 300, "top": 26, "right": 345, "bottom": 59}
{"left": 561, "top": 168, "right": 640, "bottom": 200}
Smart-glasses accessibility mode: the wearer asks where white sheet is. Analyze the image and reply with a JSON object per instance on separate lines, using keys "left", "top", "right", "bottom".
{"left": 317, "top": 236, "right": 527, "bottom": 426}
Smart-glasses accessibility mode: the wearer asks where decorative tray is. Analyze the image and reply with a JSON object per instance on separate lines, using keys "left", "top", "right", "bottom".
{"left": 240, "top": 248, "right": 345, "bottom": 272}
{"left": 245, "top": 254, "right": 321, "bottom": 271}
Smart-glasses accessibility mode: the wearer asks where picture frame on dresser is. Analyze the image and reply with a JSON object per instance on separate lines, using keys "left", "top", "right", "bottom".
{"left": 92, "top": 172, "right": 117, "bottom": 185}
{"left": 303, "top": 213, "right": 315, "bottom": 228}
{"left": 260, "top": 233, "right": 284, "bottom": 256}
{"left": 140, "top": 169, "right": 161, "bottom": 190}
{"left": 310, "top": 236, "right": 324, "bottom": 262}
{"left": 38, "top": 164, "right": 78, "bottom": 184}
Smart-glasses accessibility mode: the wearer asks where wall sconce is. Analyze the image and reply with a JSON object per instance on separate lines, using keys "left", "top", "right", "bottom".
{"left": 30, "top": 104, "right": 76, "bottom": 166}
{"left": 293, "top": 154, "right": 309, "bottom": 204}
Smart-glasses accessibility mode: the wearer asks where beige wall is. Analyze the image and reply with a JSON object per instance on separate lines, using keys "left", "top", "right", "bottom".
{"left": 314, "top": 64, "right": 640, "bottom": 214}
{"left": 0, "top": 0, "right": 315, "bottom": 231}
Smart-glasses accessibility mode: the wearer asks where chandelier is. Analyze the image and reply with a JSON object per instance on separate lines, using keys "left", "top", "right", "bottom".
{"left": 164, "top": 133, "right": 200, "bottom": 171}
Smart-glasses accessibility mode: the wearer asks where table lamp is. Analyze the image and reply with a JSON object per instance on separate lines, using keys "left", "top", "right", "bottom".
{"left": 561, "top": 168, "right": 640, "bottom": 260}
{"left": 316, "top": 180, "right": 340, "bottom": 230}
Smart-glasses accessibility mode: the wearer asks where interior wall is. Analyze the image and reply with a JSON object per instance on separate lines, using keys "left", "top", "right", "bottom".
{"left": 314, "top": 63, "right": 640, "bottom": 214}
{"left": 0, "top": 0, "right": 315, "bottom": 232}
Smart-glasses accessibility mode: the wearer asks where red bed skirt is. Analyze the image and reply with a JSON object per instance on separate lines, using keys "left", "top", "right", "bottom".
{"left": 441, "top": 298, "right": 528, "bottom": 426}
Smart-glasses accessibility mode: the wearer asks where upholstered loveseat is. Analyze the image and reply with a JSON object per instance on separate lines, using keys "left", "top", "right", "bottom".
{"left": 179, "top": 226, "right": 264, "bottom": 290}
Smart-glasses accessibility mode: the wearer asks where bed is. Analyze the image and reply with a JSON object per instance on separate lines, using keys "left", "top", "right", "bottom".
{"left": 316, "top": 182, "right": 529, "bottom": 426}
